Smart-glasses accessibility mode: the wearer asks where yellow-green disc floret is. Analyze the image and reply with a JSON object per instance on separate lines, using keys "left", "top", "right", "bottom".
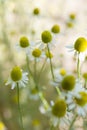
{"left": 69, "top": 13, "right": 76, "bottom": 20}
{"left": 32, "top": 48, "right": 41, "bottom": 57}
{"left": 74, "top": 37, "right": 87, "bottom": 52}
{"left": 75, "top": 92, "right": 87, "bottom": 106}
{"left": 59, "top": 68, "right": 66, "bottom": 76}
{"left": 61, "top": 75, "right": 75, "bottom": 91}
{"left": 66, "top": 22, "right": 74, "bottom": 28}
{"left": 33, "top": 8, "right": 40, "bottom": 15}
{"left": 52, "top": 99, "right": 67, "bottom": 118}
{"left": 20, "top": 36, "right": 29, "bottom": 48}
{"left": 41, "top": 30, "right": 52, "bottom": 43}
{"left": 83, "top": 73, "right": 87, "bottom": 80}
{"left": 51, "top": 24, "right": 60, "bottom": 34}
{"left": 11, "top": 66, "right": 22, "bottom": 82}
{"left": 45, "top": 51, "right": 53, "bottom": 58}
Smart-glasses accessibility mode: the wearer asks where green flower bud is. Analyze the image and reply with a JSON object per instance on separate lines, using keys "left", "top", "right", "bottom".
{"left": 33, "top": 8, "right": 40, "bottom": 15}
{"left": 20, "top": 36, "right": 29, "bottom": 48}
{"left": 69, "top": 13, "right": 76, "bottom": 20}
{"left": 83, "top": 73, "right": 87, "bottom": 80}
{"left": 32, "top": 48, "right": 41, "bottom": 57}
{"left": 75, "top": 92, "right": 87, "bottom": 106}
{"left": 74, "top": 37, "right": 87, "bottom": 52}
{"left": 61, "top": 75, "right": 75, "bottom": 91}
{"left": 52, "top": 99, "right": 67, "bottom": 118}
{"left": 41, "top": 30, "right": 52, "bottom": 43}
{"left": 11, "top": 66, "right": 22, "bottom": 82}
{"left": 51, "top": 24, "right": 60, "bottom": 33}
{"left": 66, "top": 22, "right": 74, "bottom": 28}
{"left": 59, "top": 68, "right": 66, "bottom": 76}
{"left": 45, "top": 51, "right": 53, "bottom": 58}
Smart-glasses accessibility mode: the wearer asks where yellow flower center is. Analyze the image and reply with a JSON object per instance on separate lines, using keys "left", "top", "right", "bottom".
{"left": 69, "top": 13, "right": 76, "bottom": 20}
{"left": 41, "top": 30, "right": 52, "bottom": 43}
{"left": 59, "top": 68, "right": 66, "bottom": 76}
{"left": 51, "top": 24, "right": 60, "bottom": 34}
{"left": 52, "top": 99, "right": 67, "bottom": 118}
{"left": 33, "top": 8, "right": 40, "bottom": 15}
{"left": 66, "top": 22, "right": 74, "bottom": 28}
{"left": 74, "top": 37, "right": 87, "bottom": 52}
{"left": 75, "top": 92, "right": 87, "bottom": 106}
{"left": 83, "top": 73, "right": 87, "bottom": 80}
{"left": 45, "top": 51, "right": 53, "bottom": 58}
{"left": 20, "top": 36, "right": 29, "bottom": 48}
{"left": 11, "top": 66, "right": 22, "bottom": 82}
{"left": 32, "top": 48, "right": 41, "bottom": 57}
{"left": 61, "top": 75, "right": 75, "bottom": 91}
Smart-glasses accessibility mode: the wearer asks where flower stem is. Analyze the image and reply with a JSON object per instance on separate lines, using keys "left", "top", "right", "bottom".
{"left": 37, "top": 58, "right": 47, "bottom": 83}
{"left": 77, "top": 52, "right": 80, "bottom": 80}
{"left": 47, "top": 44, "right": 55, "bottom": 81}
{"left": 38, "top": 91, "right": 49, "bottom": 110}
{"left": 69, "top": 114, "right": 77, "bottom": 130}
{"left": 17, "top": 83, "right": 24, "bottom": 130}
{"left": 47, "top": 44, "right": 61, "bottom": 95}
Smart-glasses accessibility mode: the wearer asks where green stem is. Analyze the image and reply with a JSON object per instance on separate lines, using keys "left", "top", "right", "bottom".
{"left": 77, "top": 52, "right": 80, "bottom": 80}
{"left": 38, "top": 91, "right": 49, "bottom": 110}
{"left": 47, "top": 44, "right": 61, "bottom": 95}
{"left": 34, "top": 58, "right": 37, "bottom": 82}
{"left": 17, "top": 83, "right": 24, "bottom": 130}
{"left": 37, "top": 58, "right": 47, "bottom": 83}
{"left": 26, "top": 55, "right": 33, "bottom": 77}
{"left": 69, "top": 114, "right": 78, "bottom": 130}
{"left": 47, "top": 44, "right": 55, "bottom": 81}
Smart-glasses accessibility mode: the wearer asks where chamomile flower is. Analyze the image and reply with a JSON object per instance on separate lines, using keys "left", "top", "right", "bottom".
{"left": 5, "top": 66, "right": 28, "bottom": 89}
{"left": 16, "top": 36, "right": 30, "bottom": 55}
{"left": 50, "top": 98, "right": 69, "bottom": 127}
{"left": 27, "top": 41, "right": 44, "bottom": 61}
{"left": 67, "top": 37, "right": 87, "bottom": 61}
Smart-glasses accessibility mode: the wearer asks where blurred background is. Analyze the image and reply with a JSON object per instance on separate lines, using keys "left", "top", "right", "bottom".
{"left": 0, "top": 0, "right": 87, "bottom": 130}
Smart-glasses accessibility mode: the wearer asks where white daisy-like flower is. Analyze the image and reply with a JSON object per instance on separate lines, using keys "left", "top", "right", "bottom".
{"left": 15, "top": 36, "right": 30, "bottom": 55}
{"left": 5, "top": 66, "right": 28, "bottom": 89}
{"left": 66, "top": 82, "right": 87, "bottom": 117}
{"left": 50, "top": 97, "right": 70, "bottom": 127}
{"left": 66, "top": 37, "right": 87, "bottom": 62}
{"left": 28, "top": 42, "right": 44, "bottom": 61}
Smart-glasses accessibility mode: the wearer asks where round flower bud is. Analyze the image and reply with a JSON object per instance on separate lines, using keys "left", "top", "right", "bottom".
{"left": 59, "top": 68, "right": 66, "bottom": 76}
{"left": 45, "top": 51, "right": 53, "bottom": 58}
{"left": 74, "top": 37, "right": 87, "bottom": 52}
{"left": 32, "top": 48, "right": 41, "bottom": 57}
{"left": 51, "top": 24, "right": 60, "bottom": 34}
{"left": 69, "top": 13, "right": 76, "bottom": 20}
{"left": 33, "top": 8, "right": 40, "bottom": 15}
{"left": 75, "top": 92, "right": 87, "bottom": 106}
{"left": 66, "top": 22, "right": 74, "bottom": 28}
{"left": 52, "top": 99, "right": 67, "bottom": 118}
{"left": 61, "top": 75, "right": 75, "bottom": 91}
{"left": 41, "top": 30, "right": 52, "bottom": 43}
{"left": 83, "top": 73, "right": 87, "bottom": 80}
{"left": 11, "top": 66, "right": 22, "bottom": 82}
{"left": 20, "top": 36, "right": 29, "bottom": 48}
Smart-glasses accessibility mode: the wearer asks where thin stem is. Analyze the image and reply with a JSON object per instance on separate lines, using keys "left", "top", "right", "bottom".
{"left": 77, "top": 52, "right": 80, "bottom": 80}
{"left": 38, "top": 91, "right": 49, "bottom": 110}
{"left": 37, "top": 58, "right": 47, "bottom": 83}
{"left": 34, "top": 58, "right": 37, "bottom": 82}
{"left": 47, "top": 44, "right": 55, "bottom": 81}
{"left": 17, "top": 83, "right": 24, "bottom": 130}
{"left": 69, "top": 114, "right": 78, "bottom": 130}
{"left": 47, "top": 44, "right": 61, "bottom": 95}
{"left": 26, "top": 55, "right": 33, "bottom": 77}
